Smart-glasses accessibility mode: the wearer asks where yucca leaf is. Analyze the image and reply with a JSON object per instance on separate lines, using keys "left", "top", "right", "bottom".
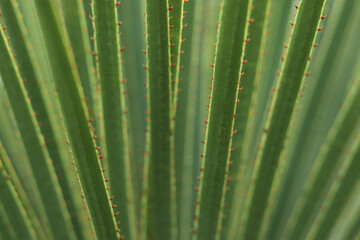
{"left": 283, "top": 54, "right": 360, "bottom": 240}
{"left": 32, "top": 0, "right": 120, "bottom": 238}
{"left": 0, "top": 19, "right": 75, "bottom": 240}
{"left": 0, "top": 0, "right": 359, "bottom": 239}
{"left": 194, "top": 0, "right": 251, "bottom": 239}
{"left": 169, "top": 0, "right": 185, "bottom": 107}
{"left": 248, "top": 1, "right": 294, "bottom": 161}
{"left": 144, "top": 0, "right": 173, "bottom": 238}
{"left": 308, "top": 131, "right": 360, "bottom": 240}
{"left": 327, "top": 183, "right": 360, "bottom": 240}
{"left": 61, "top": 0, "right": 102, "bottom": 150}
{"left": 0, "top": 202, "right": 17, "bottom": 240}
{"left": 0, "top": 89, "right": 50, "bottom": 238}
{"left": 0, "top": 142, "right": 46, "bottom": 239}
{"left": 267, "top": 1, "right": 360, "bottom": 238}
{"left": 344, "top": 200, "right": 360, "bottom": 240}
{"left": 92, "top": 0, "right": 138, "bottom": 239}
{"left": 175, "top": 0, "right": 203, "bottom": 239}
{"left": 178, "top": 0, "right": 221, "bottom": 239}
{"left": 240, "top": 0, "right": 327, "bottom": 239}
{"left": 219, "top": 1, "right": 270, "bottom": 239}
{"left": 169, "top": 1, "right": 186, "bottom": 237}
{"left": 0, "top": 1, "right": 92, "bottom": 239}
{"left": 0, "top": 146, "right": 36, "bottom": 240}
{"left": 117, "top": 0, "right": 147, "bottom": 211}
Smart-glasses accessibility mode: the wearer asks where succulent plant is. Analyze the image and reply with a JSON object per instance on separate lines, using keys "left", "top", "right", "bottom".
{"left": 0, "top": 0, "right": 359, "bottom": 239}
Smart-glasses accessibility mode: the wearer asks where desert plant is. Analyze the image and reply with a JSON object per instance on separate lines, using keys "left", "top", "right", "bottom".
{"left": 0, "top": 0, "right": 359, "bottom": 239}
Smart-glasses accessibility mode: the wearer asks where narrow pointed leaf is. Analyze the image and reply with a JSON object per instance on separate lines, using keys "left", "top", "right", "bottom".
{"left": 194, "top": 0, "right": 251, "bottom": 239}
{"left": 241, "top": 1, "right": 327, "bottom": 239}
{"left": 32, "top": 0, "right": 120, "bottom": 238}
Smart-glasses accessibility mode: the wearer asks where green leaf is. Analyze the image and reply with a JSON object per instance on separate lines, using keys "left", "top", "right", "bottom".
{"left": 61, "top": 0, "right": 102, "bottom": 149}
{"left": 219, "top": 1, "right": 270, "bottom": 239}
{"left": 169, "top": 1, "right": 186, "bottom": 237}
{"left": 248, "top": 1, "right": 294, "bottom": 161}
{"left": 0, "top": 1, "right": 91, "bottom": 239}
{"left": 309, "top": 132, "right": 360, "bottom": 240}
{"left": 0, "top": 203, "right": 17, "bottom": 240}
{"left": 0, "top": 146, "right": 36, "bottom": 240}
{"left": 31, "top": 0, "right": 120, "bottom": 238}
{"left": 174, "top": 0, "right": 201, "bottom": 239}
{"left": 283, "top": 57, "right": 360, "bottom": 240}
{"left": 267, "top": 1, "right": 360, "bottom": 238}
{"left": 240, "top": 0, "right": 327, "bottom": 239}
{"left": 117, "top": 0, "right": 147, "bottom": 212}
{"left": 92, "top": 0, "right": 138, "bottom": 239}
{"left": 0, "top": 88, "right": 51, "bottom": 238}
{"left": 0, "top": 19, "right": 75, "bottom": 240}
{"left": 0, "top": 142, "right": 46, "bottom": 240}
{"left": 144, "top": 0, "right": 173, "bottom": 238}
{"left": 194, "top": 0, "right": 251, "bottom": 239}
{"left": 169, "top": 0, "right": 185, "bottom": 107}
